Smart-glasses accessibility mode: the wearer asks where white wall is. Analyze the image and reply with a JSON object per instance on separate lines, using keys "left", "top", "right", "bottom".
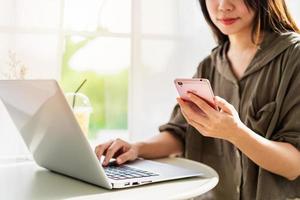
{"left": 287, "top": 0, "right": 300, "bottom": 28}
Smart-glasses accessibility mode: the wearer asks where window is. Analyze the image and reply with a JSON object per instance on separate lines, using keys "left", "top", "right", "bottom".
{"left": 60, "top": 0, "right": 216, "bottom": 141}
{"left": 1, "top": 0, "right": 300, "bottom": 157}
{"left": 61, "top": 0, "right": 131, "bottom": 139}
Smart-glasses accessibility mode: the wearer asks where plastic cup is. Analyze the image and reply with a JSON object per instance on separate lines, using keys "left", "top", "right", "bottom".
{"left": 65, "top": 92, "right": 93, "bottom": 137}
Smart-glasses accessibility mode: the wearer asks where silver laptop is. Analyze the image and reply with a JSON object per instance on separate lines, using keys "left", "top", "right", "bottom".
{"left": 0, "top": 80, "right": 202, "bottom": 189}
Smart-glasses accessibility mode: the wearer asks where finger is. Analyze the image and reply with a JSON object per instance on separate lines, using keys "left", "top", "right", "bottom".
{"left": 178, "top": 104, "right": 191, "bottom": 123}
{"left": 214, "top": 96, "right": 233, "bottom": 114}
{"left": 177, "top": 98, "right": 203, "bottom": 121}
{"left": 103, "top": 140, "right": 125, "bottom": 166}
{"left": 177, "top": 98, "right": 208, "bottom": 125}
{"left": 116, "top": 150, "right": 135, "bottom": 165}
{"left": 178, "top": 100, "right": 210, "bottom": 136}
{"left": 187, "top": 93, "right": 215, "bottom": 115}
{"left": 95, "top": 140, "right": 114, "bottom": 159}
{"left": 177, "top": 98, "right": 194, "bottom": 121}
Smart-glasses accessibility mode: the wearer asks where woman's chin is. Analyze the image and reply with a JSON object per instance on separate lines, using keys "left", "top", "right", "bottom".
{"left": 217, "top": 24, "right": 253, "bottom": 37}
{"left": 218, "top": 28, "right": 238, "bottom": 36}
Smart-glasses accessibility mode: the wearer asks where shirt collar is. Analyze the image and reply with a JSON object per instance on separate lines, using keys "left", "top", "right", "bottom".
{"left": 213, "top": 31, "right": 300, "bottom": 83}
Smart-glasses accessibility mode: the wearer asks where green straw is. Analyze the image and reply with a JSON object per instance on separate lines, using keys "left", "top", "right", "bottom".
{"left": 72, "top": 79, "right": 87, "bottom": 108}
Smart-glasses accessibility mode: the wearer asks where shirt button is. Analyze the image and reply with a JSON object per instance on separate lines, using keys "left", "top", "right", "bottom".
{"left": 236, "top": 186, "right": 240, "bottom": 193}
{"left": 235, "top": 149, "right": 240, "bottom": 157}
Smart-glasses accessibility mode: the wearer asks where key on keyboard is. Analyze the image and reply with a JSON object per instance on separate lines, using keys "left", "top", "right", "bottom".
{"left": 104, "top": 165, "right": 159, "bottom": 180}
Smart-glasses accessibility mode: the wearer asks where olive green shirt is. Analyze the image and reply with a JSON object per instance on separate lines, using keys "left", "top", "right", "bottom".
{"left": 159, "top": 32, "right": 300, "bottom": 200}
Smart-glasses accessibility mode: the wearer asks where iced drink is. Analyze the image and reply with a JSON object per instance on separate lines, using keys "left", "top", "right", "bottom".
{"left": 73, "top": 107, "right": 92, "bottom": 136}
{"left": 65, "top": 92, "right": 92, "bottom": 136}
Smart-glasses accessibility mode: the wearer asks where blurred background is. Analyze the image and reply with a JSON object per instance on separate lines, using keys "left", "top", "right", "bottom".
{"left": 0, "top": 0, "right": 300, "bottom": 157}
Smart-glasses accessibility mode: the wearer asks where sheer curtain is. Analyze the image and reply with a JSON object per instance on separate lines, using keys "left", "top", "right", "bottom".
{"left": 0, "top": 0, "right": 63, "bottom": 156}
{"left": 129, "top": 0, "right": 215, "bottom": 141}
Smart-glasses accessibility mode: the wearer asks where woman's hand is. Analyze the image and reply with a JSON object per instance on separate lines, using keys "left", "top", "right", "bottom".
{"left": 95, "top": 139, "right": 139, "bottom": 166}
{"left": 177, "top": 93, "right": 243, "bottom": 142}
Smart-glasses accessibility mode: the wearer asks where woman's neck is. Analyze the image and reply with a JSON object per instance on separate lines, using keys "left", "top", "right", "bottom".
{"left": 228, "top": 30, "right": 257, "bottom": 52}
{"left": 226, "top": 29, "right": 262, "bottom": 80}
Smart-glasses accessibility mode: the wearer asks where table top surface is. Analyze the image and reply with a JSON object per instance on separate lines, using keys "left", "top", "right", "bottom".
{"left": 0, "top": 157, "right": 218, "bottom": 200}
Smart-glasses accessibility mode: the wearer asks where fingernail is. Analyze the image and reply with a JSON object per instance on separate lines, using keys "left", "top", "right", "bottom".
{"left": 117, "top": 158, "right": 122, "bottom": 164}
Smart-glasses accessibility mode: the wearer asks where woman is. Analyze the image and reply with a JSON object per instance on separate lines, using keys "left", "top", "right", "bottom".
{"left": 95, "top": 0, "right": 300, "bottom": 199}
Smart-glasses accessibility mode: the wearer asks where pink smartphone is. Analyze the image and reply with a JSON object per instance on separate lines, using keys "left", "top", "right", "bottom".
{"left": 174, "top": 78, "right": 218, "bottom": 110}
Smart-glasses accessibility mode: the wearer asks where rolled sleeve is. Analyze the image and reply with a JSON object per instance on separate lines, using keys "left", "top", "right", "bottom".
{"left": 272, "top": 132, "right": 300, "bottom": 151}
{"left": 159, "top": 104, "right": 188, "bottom": 146}
{"left": 271, "top": 57, "right": 300, "bottom": 151}
{"left": 272, "top": 106, "right": 300, "bottom": 151}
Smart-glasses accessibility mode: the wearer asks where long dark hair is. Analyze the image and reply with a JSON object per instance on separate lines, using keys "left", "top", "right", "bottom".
{"left": 199, "top": 0, "right": 300, "bottom": 45}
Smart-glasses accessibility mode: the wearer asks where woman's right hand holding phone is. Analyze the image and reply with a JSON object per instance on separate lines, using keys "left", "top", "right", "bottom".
{"left": 94, "top": 139, "right": 140, "bottom": 166}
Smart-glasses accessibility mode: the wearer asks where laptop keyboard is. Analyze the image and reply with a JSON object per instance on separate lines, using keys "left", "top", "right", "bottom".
{"left": 104, "top": 164, "right": 159, "bottom": 180}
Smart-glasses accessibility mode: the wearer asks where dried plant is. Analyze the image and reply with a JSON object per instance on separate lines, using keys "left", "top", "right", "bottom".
{"left": 1, "top": 50, "right": 28, "bottom": 80}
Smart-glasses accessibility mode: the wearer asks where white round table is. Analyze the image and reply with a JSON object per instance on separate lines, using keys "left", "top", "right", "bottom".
{"left": 0, "top": 157, "right": 218, "bottom": 200}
